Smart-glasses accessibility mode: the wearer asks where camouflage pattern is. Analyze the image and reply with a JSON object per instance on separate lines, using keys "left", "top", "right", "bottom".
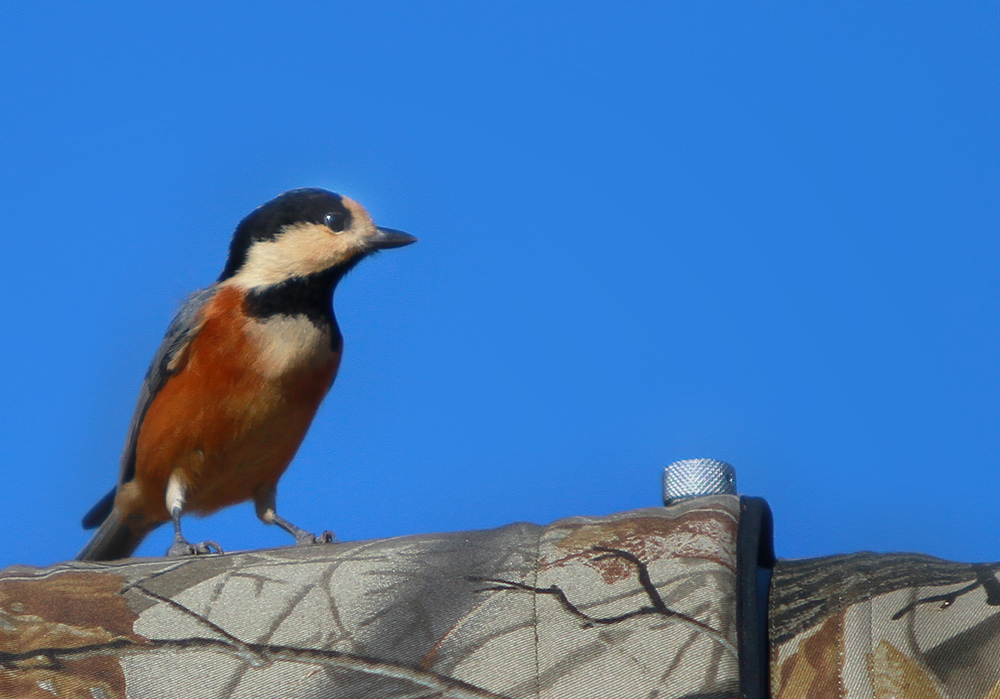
{"left": 0, "top": 497, "right": 740, "bottom": 699}
{"left": 770, "top": 553, "right": 1000, "bottom": 699}
{"left": 11, "top": 495, "right": 994, "bottom": 699}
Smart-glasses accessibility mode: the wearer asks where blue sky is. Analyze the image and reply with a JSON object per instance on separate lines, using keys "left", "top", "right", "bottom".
{"left": 1, "top": 2, "right": 999, "bottom": 568}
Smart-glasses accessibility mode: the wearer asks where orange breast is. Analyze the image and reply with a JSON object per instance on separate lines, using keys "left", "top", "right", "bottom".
{"left": 120, "top": 286, "right": 340, "bottom": 524}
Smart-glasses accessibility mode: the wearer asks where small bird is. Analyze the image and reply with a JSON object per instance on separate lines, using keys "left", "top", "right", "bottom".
{"left": 77, "top": 188, "right": 416, "bottom": 561}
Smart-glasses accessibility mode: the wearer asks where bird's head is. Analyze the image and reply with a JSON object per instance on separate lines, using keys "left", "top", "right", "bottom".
{"left": 218, "top": 188, "right": 416, "bottom": 287}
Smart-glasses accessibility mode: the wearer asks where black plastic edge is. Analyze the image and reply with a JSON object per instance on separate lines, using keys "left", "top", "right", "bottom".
{"left": 736, "top": 496, "right": 776, "bottom": 699}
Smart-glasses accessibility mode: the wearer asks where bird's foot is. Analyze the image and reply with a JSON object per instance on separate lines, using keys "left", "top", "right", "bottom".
{"left": 294, "top": 530, "right": 336, "bottom": 546}
{"left": 166, "top": 539, "right": 224, "bottom": 557}
{"left": 264, "top": 510, "right": 336, "bottom": 546}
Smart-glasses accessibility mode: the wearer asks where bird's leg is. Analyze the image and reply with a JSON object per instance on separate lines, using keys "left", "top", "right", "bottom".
{"left": 165, "top": 473, "right": 223, "bottom": 557}
{"left": 253, "top": 484, "right": 335, "bottom": 546}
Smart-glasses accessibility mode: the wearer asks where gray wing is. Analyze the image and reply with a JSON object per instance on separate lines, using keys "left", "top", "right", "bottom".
{"left": 116, "top": 284, "right": 220, "bottom": 486}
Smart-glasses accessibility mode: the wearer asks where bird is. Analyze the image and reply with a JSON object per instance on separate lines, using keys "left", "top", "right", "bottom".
{"left": 77, "top": 188, "right": 416, "bottom": 561}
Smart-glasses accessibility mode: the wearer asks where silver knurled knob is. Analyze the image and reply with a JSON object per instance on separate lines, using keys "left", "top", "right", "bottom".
{"left": 662, "top": 458, "right": 737, "bottom": 505}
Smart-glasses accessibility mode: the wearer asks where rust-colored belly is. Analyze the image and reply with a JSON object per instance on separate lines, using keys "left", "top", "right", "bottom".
{"left": 121, "top": 287, "right": 339, "bottom": 524}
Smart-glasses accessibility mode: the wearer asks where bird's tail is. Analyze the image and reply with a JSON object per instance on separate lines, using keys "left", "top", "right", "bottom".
{"left": 76, "top": 508, "right": 156, "bottom": 561}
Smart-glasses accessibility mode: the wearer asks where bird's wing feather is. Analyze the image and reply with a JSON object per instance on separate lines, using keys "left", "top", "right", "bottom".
{"left": 116, "top": 284, "right": 219, "bottom": 486}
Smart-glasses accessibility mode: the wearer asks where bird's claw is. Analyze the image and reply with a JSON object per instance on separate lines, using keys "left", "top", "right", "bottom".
{"left": 166, "top": 539, "right": 224, "bottom": 557}
{"left": 294, "top": 530, "right": 336, "bottom": 546}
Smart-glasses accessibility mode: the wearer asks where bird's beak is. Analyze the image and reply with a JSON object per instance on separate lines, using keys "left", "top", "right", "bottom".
{"left": 369, "top": 227, "right": 418, "bottom": 250}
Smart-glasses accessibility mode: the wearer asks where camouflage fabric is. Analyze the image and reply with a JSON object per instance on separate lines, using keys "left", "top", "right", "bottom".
{"left": 770, "top": 553, "right": 1000, "bottom": 699}
{"left": 0, "top": 497, "right": 742, "bottom": 699}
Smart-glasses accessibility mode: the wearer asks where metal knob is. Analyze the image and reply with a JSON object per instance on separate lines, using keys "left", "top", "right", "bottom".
{"left": 662, "top": 458, "right": 737, "bottom": 505}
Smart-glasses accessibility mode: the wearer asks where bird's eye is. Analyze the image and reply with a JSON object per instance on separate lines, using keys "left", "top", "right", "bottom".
{"left": 324, "top": 211, "right": 346, "bottom": 232}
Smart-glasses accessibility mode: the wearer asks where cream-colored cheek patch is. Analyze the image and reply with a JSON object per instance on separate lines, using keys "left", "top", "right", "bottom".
{"left": 228, "top": 223, "right": 355, "bottom": 288}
